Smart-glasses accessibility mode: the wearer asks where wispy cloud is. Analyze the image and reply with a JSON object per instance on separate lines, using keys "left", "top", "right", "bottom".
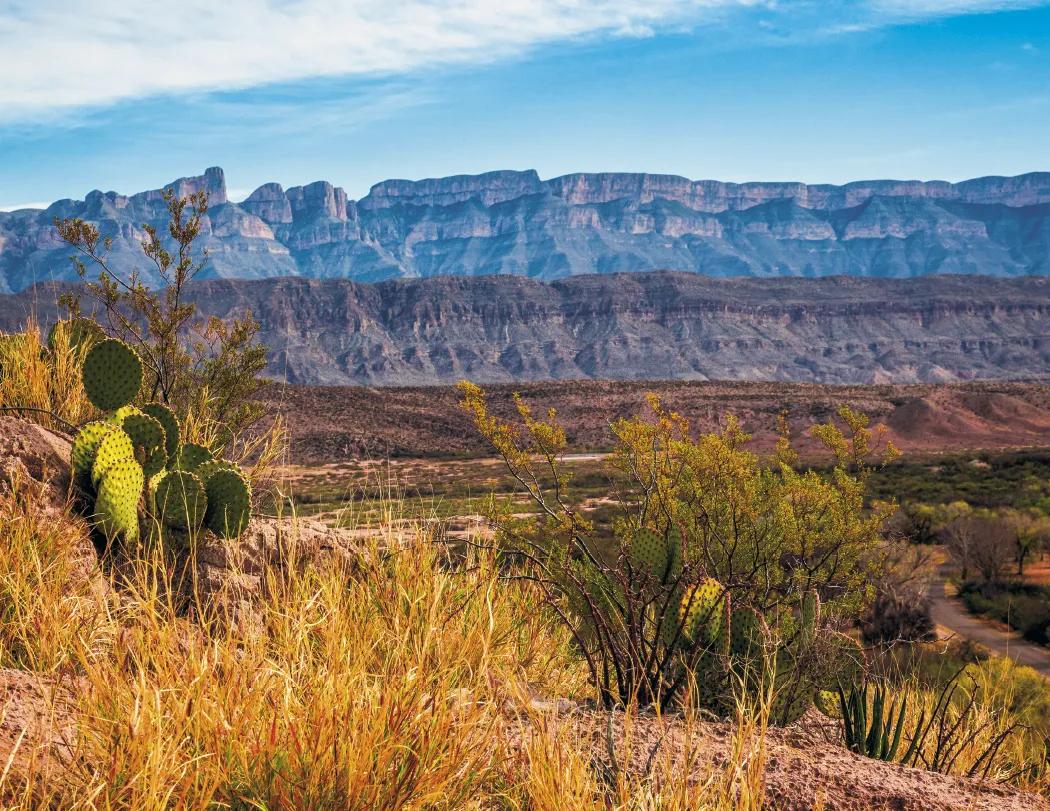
{"left": 1, "top": 0, "right": 1047, "bottom": 123}
{"left": 0, "top": 0, "right": 760, "bottom": 122}
{"left": 0, "top": 202, "right": 48, "bottom": 212}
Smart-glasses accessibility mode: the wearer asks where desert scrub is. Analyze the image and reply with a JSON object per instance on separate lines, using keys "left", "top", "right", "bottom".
{"left": 460, "top": 384, "right": 892, "bottom": 710}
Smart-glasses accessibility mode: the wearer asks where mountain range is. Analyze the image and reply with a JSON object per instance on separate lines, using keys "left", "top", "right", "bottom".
{"left": 1, "top": 167, "right": 1049, "bottom": 293}
{"left": 2, "top": 273, "right": 1048, "bottom": 386}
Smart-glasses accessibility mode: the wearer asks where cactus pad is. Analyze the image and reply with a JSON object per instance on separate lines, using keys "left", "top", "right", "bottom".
{"left": 142, "top": 403, "right": 180, "bottom": 460}
{"left": 194, "top": 459, "right": 239, "bottom": 485}
{"left": 47, "top": 317, "right": 104, "bottom": 354}
{"left": 800, "top": 589, "right": 820, "bottom": 642}
{"left": 204, "top": 468, "right": 251, "bottom": 538}
{"left": 679, "top": 578, "right": 725, "bottom": 648}
{"left": 155, "top": 470, "right": 207, "bottom": 532}
{"left": 628, "top": 528, "right": 669, "bottom": 581}
{"left": 665, "top": 527, "right": 684, "bottom": 584}
{"left": 71, "top": 421, "right": 121, "bottom": 490}
{"left": 729, "top": 605, "right": 769, "bottom": 666}
{"left": 174, "top": 443, "right": 213, "bottom": 472}
{"left": 91, "top": 429, "right": 135, "bottom": 488}
{"left": 93, "top": 458, "right": 144, "bottom": 543}
{"left": 82, "top": 338, "right": 142, "bottom": 411}
{"left": 120, "top": 412, "right": 166, "bottom": 475}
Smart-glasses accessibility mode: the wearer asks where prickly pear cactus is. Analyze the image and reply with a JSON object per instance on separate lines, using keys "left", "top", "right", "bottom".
{"left": 120, "top": 412, "right": 167, "bottom": 477}
{"left": 47, "top": 317, "right": 105, "bottom": 355}
{"left": 71, "top": 421, "right": 121, "bottom": 491}
{"left": 67, "top": 325, "right": 254, "bottom": 548}
{"left": 679, "top": 578, "right": 725, "bottom": 648}
{"left": 91, "top": 429, "right": 136, "bottom": 488}
{"left": 629, "top": 528, "right": 669, "bottom": 581}
{"left": 204, "top": 468, "right": 252, "bottom": 538}
{"left": 142, "top": 403, "right": 180, "bottom": 461}
{"left": 174, "top": 443, "right": 213, "bottom": 472}
{"left": 155, "top": 470, "right": 207, "bottom": 533}
{"left": 93, "top": 458, "right": 144, "bottom": 543}
{"left": 82, "top": 338, "right": 142, "bottom": 411}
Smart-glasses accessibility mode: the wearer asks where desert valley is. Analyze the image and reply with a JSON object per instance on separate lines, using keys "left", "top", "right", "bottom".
{"left": 2, "top": 2, "right": 1050, "bottom": 807}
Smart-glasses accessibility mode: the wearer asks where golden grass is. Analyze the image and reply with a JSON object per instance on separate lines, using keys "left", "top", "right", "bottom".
{"left": 0, "top": 316, "right": 1045, "bottom": 806}
{"left": 0, "top": 318, "right": 95, "bottom": 433}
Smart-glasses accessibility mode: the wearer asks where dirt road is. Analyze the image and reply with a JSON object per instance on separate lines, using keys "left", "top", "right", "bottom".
{"left": 929, "top": 566, "right": 1050, "bottom": 677}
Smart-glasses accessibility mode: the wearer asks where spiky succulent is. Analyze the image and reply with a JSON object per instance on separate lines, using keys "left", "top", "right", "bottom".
{"left": 142, "top": 403, "right": 180, "bottom": 461}
{"left": 47, "top": 317, "right": 105, "bottom": 355}
{"left": 93, "top": 458, "right": 144, "bottom": 543}
{"left": 82, "top": 338, "right": 142, "bottom": 411}
{"left": 155, "top": 470, "right": 207, "bottom": 533}
{"left": 204, "top": 468, "right": 251, "bottom": 538}
{"left": 174, "top": 443, "right": 213, "bottom": 472}
{"left": 67, "top": 326, "right": 253, "bottom": 547}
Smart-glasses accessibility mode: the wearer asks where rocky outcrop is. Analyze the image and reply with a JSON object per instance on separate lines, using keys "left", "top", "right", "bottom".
{"left": 2, "top": 168, "right": 1050, "bottom": 292}
{"left": 0, "top": 416, "right": 72, "bottom": 509}
{"left": 2, "top": 272, "right": 1050, "bottom": 386}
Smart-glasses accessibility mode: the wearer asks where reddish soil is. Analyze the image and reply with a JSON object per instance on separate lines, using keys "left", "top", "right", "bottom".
{"left": 261, "top": 380, "right": 1050, "bottom": 464}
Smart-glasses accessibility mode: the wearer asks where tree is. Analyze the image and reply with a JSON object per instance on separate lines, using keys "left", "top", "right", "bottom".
{"left": 1007, "top": 510, "right": 1050, "bottom": 577}
{"left": 945, "top": 513, "right": 1012, "bottom": 585}
{"left": 54, "top": 188, "right": 268, "bottom": 447}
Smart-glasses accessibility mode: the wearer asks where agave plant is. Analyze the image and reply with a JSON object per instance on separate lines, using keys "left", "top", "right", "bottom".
{"left": 838, "top": 680, "right": 923, "bottom": 763}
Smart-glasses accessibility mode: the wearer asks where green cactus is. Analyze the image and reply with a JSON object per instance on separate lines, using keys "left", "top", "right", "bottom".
{"left": 174, "top": 443, "right": 213, "bottom": 472}
{"left": 65, "top": 324, "right": 253, "bottom": 549}
{"left": 679, "top": 578, "right": 725, "bottom": 648}
{"left": 120, "top": 412, "right": 167, "bottom": 477}
{"left": 82, "top": 338, "right": 142, "bottom": 411}
{"left": 660, "top": 576, "right": 865, "bottom": 724}
{"left": 93, "top": 458, "right": 144, "bottom": 543}
{"left": 71, "top": 421, "right": 121, "bottom": 491}
{"left": 628, "top": 528, "right": 670, "bottom": 581}
{"left": 91, "top": 429, "right": 136, "bottom": 488}
{"left": 204, "top": 468, "right": 251, "bottom": 538}
{"left": 47, "top": 317, "right": 104, "bottom": 355}
{"left": 194, "top": 459, "right": 239, "bottom": 484}
{"left": 142, "top": 403, "right": 180, "bottom": 461}
{"left": 155, "top": 470, "right": 207, "bottom": 533}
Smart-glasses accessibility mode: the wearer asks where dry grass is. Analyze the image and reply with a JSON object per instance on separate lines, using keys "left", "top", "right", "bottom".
{"left": 0, "top": 472, "right": 776, "bottom": 810}
{"left": 0, "top": 318, "right": 95, "bottom": 433}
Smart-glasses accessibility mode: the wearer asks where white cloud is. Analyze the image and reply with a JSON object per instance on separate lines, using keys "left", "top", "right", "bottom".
{"left": 1, "top": 0, "right": 1046, "bottom": 123}
{"left": 0, "top": 0, "right": 758, "bottom": 121}
{"left": 0, "top": 202, "right": 47, "bottom": 212}
{"left": 868, "top": 0, "right": 1047, "bottom": 16}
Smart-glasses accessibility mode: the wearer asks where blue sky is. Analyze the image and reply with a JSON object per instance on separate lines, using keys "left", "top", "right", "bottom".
{"left": 1, "top": 0, "right": 1048, "bottom": 209}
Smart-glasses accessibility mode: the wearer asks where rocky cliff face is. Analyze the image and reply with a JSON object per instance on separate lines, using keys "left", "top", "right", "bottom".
{"left": 3, "top": 272, "right": 1047, "bottom": 386}
{"left": 2, "top": 168, "right": 1049, "bottom": 293}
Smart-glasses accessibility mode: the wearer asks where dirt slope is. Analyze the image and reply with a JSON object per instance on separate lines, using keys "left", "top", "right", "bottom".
{"left": 262, "top": 380, "right": 1050, "bottom": 463}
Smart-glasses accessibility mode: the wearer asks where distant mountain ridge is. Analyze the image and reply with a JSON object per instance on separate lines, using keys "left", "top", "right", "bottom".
{"left": 1, "top": 167, "right": 1049, "bottom": 292}
{"left": 2, "top": 272, "right": 1048, "bottom": 386}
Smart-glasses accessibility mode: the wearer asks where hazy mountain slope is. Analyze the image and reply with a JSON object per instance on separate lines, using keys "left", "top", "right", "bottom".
{"left": 2, "top": 168, "right": 1049, "bottom": 293}
{"left": 2, "top": 272, "right": 1047, "bottom": 386}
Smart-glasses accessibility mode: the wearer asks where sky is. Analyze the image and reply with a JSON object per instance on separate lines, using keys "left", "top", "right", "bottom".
{"left": 0, "top": 0, "right": 1048, "bottom": 210}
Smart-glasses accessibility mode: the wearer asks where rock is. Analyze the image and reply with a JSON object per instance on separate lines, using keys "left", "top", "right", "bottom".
{"left": 0, "top": 416, "right": 72, "bottom": 509}
{"left": 3, "top": 167, "right": 1050, "bottom": 294}
{"left": 183, "top": 517, "right": 369, "bottom": 631}
{"left": 0, "top": 669, "right": 78, "bottom": 792}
